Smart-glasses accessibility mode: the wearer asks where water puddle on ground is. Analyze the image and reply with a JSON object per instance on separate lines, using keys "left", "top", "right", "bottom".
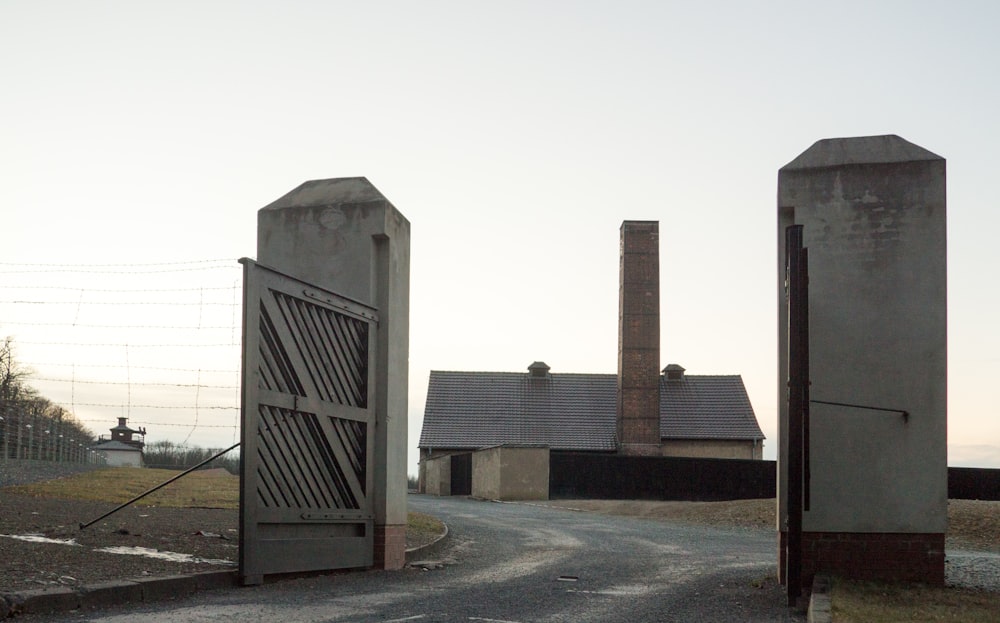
{"left": 0, "top": 533, "right": 80, "bottom": 546}
{"left": 94, "top": 545, "right": 235, "bottom": 566}
{"left": 1, "top": 534, "right": 234, "bottom": 566}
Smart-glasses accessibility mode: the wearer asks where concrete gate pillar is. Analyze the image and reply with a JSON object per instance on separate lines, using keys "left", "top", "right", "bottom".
{"left": 777, "top": 135, "right": 947, "bottom": 586}
{"left": 257, "top": 177, "right": 410, "bottom": 570}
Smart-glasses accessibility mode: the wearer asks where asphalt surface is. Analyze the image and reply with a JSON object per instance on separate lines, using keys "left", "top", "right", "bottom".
{"left": 27, "top": 494, "right": 805, "bottom": 622}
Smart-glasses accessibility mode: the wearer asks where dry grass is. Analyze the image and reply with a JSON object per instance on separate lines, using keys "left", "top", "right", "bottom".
{"left": 831, "top": 578, "right": 1000, "bottom": 623}
{"left": 406, "top": 511, "right": 446, "bottom": 550}
{"left": 544, "top": 498, "right": 1000, "bottom": 552}
{"left": 2, "top": 467, "right": 442, "bottom": 543}
{"left": 3, "top": 466, "right": 239, "bottom": 508}
{"left": 543, "top": 498, "right": 775, "bottom": 529}
{"left": 947, "top": 499, "right": 1000, "bottom": 552}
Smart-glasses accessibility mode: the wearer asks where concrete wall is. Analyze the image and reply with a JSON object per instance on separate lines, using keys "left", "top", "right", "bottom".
{"left": 777, "top": 135, "right": 947, "bottom": 536}
{"left": 660, "top": 439, "right": 761, "bottom": 460}
{"left": 422, "top": 454, "right": 452, "bottom": 496}
{"left": 257, "top": 177, "right": 410, "bottom": 569}
{"left": 472, "top": 446, "right": 550, "bottom": 501}
{"left": 418, "top": 448, "right": 463, "bottom": 493}
{"left": 102, "top": 450, "right": 142, "bottom": 467}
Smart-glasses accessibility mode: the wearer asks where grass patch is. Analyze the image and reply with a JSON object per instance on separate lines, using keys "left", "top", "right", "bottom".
{"left": 831, "top": 578, "right": 1000, "bottom": 623}
{"left": 3, "top": 467, "right": 239, "bottom": 508}
{"left": 407, "top": 511, "right": 444, "bottom": 535}
{"left": 3, "top": 467, "right": 444, "bottom": 540}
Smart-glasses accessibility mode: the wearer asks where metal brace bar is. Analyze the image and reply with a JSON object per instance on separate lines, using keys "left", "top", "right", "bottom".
{"left": 810, "top": 400, "right": 909, "bottom": 422}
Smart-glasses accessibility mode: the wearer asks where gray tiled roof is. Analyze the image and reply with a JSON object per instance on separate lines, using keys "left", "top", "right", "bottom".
{"left": 418, "top": 371, "right": 618, "bottom": 451}
{"left": 418, "top": 369, "right": 764, "bottom": 451}
{"left": 660, "top": 375, "right": 765, "bottom": 440}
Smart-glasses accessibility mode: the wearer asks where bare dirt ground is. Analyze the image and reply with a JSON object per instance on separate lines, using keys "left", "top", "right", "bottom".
{"left": 542, "top": 498, "right": 1000, "bottom": 554}
{"left": 0, "top": 493, "right": 239, "bottom": 595}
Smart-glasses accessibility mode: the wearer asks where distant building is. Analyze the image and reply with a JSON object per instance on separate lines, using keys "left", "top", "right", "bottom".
{"left": 418, "top": 361, "right": 765, "bottom": 485}
{"left": 418, "top": 221, "right": 766, "bottom": 492}
{"left": 91, "top": 417, "right": 146, "bottom": 467}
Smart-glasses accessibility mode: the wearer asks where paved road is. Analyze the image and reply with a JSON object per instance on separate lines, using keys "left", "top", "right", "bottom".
{"left": 36, "top": 495, "right": 805, "bottom": 622}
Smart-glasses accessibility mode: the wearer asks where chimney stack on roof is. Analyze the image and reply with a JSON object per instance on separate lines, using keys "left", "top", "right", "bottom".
{"left": 663, "top": 363, "right": 685, "bottom": 380}
{"left": 528, "top": 361, "right": 551, "bottom": 378}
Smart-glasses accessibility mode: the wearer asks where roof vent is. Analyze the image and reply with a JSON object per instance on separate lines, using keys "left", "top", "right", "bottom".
{"left": 663, "top": 363, "right": 685, "bottom": 380}
{"left": 528, "top": 361, "right": 551, "bottom": 378}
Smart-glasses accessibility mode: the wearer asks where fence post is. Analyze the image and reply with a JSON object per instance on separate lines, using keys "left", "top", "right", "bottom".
{"left": 785, "top": 224, "right": 809, "bottom": 606}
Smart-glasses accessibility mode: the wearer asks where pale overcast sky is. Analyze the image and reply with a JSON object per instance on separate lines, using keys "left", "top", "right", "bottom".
{"left": 2, "top": 1, "right": 999, "bottom": 475}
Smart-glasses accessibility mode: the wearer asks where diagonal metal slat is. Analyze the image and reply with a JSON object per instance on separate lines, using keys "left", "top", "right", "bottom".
{"left": 317, "top": 414, "right": 366, "bottom": 506}
{"left": 259, "top": 304, "right": 305, "bottom": 396}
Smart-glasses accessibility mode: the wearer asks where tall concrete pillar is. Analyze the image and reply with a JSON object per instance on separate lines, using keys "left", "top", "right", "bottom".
{"left": 257, "top": 177, "right": 410, "bottom": 570}
{"left": 617, "top": 221, "right": 661, "bottom": 455}
{"left": 777, "top": 135, "right": 947, "bottom": 586}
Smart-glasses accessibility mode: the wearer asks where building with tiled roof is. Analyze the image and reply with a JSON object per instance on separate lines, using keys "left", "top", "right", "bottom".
{"left": 418, "top": 361, "right": 765, "bottom": 481}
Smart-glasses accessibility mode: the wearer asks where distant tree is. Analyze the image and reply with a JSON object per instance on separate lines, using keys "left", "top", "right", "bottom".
{"left": 0, "top": 337, "right": 30, "bottom": 405}
{"left": 143, "top": 440, "right": 239, "bottom": 474}
{"left": 1, "top": 337, "right": 96, "bottom": 460}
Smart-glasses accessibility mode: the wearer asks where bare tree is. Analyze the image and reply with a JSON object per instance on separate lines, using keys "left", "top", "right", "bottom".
{"left": 0, "top": 337, "right": 95, "bottom": 461}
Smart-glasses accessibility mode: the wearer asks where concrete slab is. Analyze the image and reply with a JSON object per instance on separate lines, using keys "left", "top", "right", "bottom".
{"left": 4, "top": 586, "right": 81, "bottom": 615}
{"left": 132, "top": 574, "right": 197, "bottom": 602}
{"left": 79, "top": 580, "right": 143, "bottom": 609}
{"left": 192, "top": 569, "right": 239, "bottom": 591}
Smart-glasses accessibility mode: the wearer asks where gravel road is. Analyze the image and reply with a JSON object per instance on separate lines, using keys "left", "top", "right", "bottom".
{"left": 24, "top": 494, "right": 807, "bottom": 622}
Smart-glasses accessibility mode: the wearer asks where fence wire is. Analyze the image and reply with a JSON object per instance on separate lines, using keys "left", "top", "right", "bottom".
{"left": 0, "top": 259, "right": 243, "bottom": 459}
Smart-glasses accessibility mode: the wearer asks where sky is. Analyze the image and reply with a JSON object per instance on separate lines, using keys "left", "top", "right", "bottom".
{"left": 2, "top": 1, "right": 999, "bottom": 476}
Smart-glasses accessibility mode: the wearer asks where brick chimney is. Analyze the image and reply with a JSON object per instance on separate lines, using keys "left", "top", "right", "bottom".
{"left": 617, "top": 221, "right": 661, "bottom": 455}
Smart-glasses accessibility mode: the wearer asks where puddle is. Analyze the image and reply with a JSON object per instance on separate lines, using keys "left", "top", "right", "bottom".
{"left": 0, "top": 534, "right": 80, "bottom": 546}
{"left": 1, "top": 534, "right": 234, "bottom": 566}
{"left": 94, "top": 545, "right": 235, "bottom": 566}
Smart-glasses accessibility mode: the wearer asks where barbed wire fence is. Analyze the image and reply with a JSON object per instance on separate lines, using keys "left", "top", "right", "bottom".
{"left": 0, "top": 259, "right": 244, "bottom": 464}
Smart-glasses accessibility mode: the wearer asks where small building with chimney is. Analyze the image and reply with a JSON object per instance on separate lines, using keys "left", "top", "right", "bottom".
{"left": 417, "top": 360, "right": 763, "bottom": 486}
{"left": 417, "top": 220, "right": 765, "bottom": 493}
{"left": 91, "top": 417, "right": 146, "bottom": 467}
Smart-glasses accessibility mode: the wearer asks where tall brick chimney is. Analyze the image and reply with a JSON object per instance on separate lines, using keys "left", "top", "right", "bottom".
{"left": 617, "top": 221, "right": 661, "bottom": 455}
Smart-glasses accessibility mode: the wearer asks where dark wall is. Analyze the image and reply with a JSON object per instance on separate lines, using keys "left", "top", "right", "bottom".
{"left": 549, "top": 452, "right": 776, "bottom": 501}
{"left": 949, "top": 467, "right": 1000, "bottom": 501}
{"left": 550, "top": 453, "right": 1000, "bottom": 502}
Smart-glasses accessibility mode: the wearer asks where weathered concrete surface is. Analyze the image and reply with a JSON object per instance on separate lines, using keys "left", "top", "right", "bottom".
{"left": 472, "top": 445, "right": 550, "bottom": 500}
{"left": 423, "top": 453, "right": 453, "bottom": 496}
{"left": 777, "top": 135, "right": 947, "bottom": 582}
{"left": 258, "top": 177, "right": 411, "bottom": 569}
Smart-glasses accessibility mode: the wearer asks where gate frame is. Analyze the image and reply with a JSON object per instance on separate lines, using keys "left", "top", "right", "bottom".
{"left": 238, "top": 258, "right": 378, "bottom": 585}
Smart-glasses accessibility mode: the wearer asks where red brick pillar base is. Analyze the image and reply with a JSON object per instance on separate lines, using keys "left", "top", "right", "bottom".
{"left": 374, "top": 524, "right": 407, "bottom": 570}
{"left": 779, "top": 531, "right": 945, "bottom": 587}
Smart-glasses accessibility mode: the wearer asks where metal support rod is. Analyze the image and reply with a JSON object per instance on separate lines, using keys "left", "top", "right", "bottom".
{"left": 79, "top": 442, "right": 240, "bottom": 530}
{"left": 810, "top": 400, "right": 909, "bottom": 421}
{"left": 785, "top": 224, "right": 808, "bottom": 606}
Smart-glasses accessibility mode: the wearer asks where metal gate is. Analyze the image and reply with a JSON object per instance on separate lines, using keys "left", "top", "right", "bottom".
{"left": 238, "top": 258, "right": 377, "bottom": 585}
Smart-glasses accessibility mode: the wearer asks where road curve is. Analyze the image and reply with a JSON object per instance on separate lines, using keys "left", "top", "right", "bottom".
{"left": 33, "top": 494, "right": 804, "bottom": 622}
